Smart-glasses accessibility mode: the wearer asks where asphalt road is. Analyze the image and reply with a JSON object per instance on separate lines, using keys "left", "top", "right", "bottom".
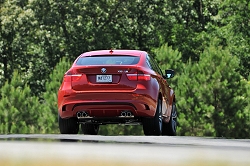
{"left": 0, "top": 134, "right": 250, "bottom": 166}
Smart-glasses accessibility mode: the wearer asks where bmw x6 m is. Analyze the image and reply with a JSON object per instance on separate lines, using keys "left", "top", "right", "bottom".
{"left": 57, "top": 50, "right": 177, "bottom": 136}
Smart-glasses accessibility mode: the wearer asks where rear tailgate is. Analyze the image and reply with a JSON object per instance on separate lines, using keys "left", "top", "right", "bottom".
{"left": 71, "top": 66, "right": 138, "bottom": 91}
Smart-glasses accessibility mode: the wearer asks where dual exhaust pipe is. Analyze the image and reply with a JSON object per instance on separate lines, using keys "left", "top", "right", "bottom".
{"left": 120, "top": 111, "right": 133, "bottom": 117}
{"left": 77, "top": 111, "right": 88, "bottom": 118}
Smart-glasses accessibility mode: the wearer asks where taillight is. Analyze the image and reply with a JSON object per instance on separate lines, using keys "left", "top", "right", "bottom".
{"left": 63, "top": 70, "right": 82, "bottom": 82}
{"left": 138, "top": 74, "right": 150, "bottom": 81}
{"left": 71, "top": 74, "right": 82, "bottom": 82}
{"left": 126, "top": 74, "right": 138, "bottom": 81}
{"left": 126, "top": 71, "right": 150, "bottom": 81}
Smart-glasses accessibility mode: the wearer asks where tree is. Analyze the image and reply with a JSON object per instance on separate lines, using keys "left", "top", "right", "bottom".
{"left": 162, "top": 0, "right": 220, "bottom": 62}
{"left": 0, "top": 70, "right": 54, "bottom": 133}
{"left": 245, "top": 76, "right": 250, "bottom": 133}
{"left": 176, "top": 43, "right": 249, "bottom": 138}
{"left": 0, "top": 0, "right": 49, "bottom": 95}
{"left": 154, "top": 43, "right": 183, "bottom": 76}
{"left": 0, "top": 1, "right": 36, "bottom": 81}
{"left": 42, "top": 57, "right": 72, "bottom": 133}
{"left": 209, "top": 0, "right": 250, "bottom": 78}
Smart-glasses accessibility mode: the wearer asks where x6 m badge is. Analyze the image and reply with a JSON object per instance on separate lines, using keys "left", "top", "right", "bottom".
{"left": 101, "top": 68, "right": 107, "bottom": 73}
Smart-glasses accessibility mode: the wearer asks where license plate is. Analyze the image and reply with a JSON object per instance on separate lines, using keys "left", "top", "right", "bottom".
{"left": 96, "top": 75, "right": 112, "bottom": 83}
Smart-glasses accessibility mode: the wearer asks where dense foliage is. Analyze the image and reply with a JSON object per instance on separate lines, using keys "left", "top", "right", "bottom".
{"left": 0, "top": 0, "right": 249, "bottom": 138}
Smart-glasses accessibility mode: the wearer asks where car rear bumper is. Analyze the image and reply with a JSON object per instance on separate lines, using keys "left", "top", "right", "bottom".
{"left": 58, "top": 91, "right": 157, "bottom": 119}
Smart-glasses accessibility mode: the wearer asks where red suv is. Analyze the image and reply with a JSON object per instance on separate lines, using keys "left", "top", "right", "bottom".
{"left": 58, "top": 50, "right": 177, "bottom": 136}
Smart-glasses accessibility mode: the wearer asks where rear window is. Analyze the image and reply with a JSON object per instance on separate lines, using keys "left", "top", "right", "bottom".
{"left": 76, "top": 55, "right": 140, "bottom": 65}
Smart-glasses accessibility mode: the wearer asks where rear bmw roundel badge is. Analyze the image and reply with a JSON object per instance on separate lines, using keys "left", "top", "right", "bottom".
{"left": 101, "top": 68, "right": 107, "bottom": 73}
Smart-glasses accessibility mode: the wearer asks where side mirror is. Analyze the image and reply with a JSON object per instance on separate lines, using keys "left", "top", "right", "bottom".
{"left": 165, "top": 69, "right": 174, "bottom": 79}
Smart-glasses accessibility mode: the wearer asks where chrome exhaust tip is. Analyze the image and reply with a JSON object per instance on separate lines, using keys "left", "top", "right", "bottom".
{"left": 77, "top": 111, "right": 88, "bottom": 118}
{"left": 120, "top": 111, "right": 133, "bottom": 117}
{"left": 127, "top": 111, "right": 132, "bottom": 117}
{"left": 82, "top": 111, "right": 88, "bottom": 117}
{"left": 76, "top": 112, "right": 82, "bottom": 118}
{"left": 121, "top": 111, "right": 127, "bottom": 117}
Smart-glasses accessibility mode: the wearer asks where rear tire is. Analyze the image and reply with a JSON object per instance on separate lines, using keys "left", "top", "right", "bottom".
{"left": 81, "top": 124, "right": 99, "bottom": 135}
{"left": 162, "top": 102, "right": 177, "bottom": 136}
{"left": 142, "top": 98, "right": 162, "bottom": 136}
{"left": 58, "top": 114, "right": 79, "bottom": 134}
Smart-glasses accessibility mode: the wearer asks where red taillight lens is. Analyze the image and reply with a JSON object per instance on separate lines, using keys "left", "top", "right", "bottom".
{"left": 126, "top": 71, "right": 150, "bottom": 81}
{"left": 71, "top": 74, "right": 82, "bottom": 82}
{"left": 126, "top": 74, "right": 138, "bottom": 81}
{"left": 138, "top": 74, "right": 151, "bottom": 81}
{"left": 63, "top": 70, "right": 82, "bottom": 82}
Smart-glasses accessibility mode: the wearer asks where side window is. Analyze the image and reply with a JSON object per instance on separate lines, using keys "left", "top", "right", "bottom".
{"left": 147, "top": 54, "right": 163, "bottom": 76}
{"left": 146, "top": 55, "right": 157, "bottom": 71}
{"left": 146, "top": 55, "right": 152, "bottom": 69}
{"left": 153, "top": 59, "right": 164, "bottom": 76}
